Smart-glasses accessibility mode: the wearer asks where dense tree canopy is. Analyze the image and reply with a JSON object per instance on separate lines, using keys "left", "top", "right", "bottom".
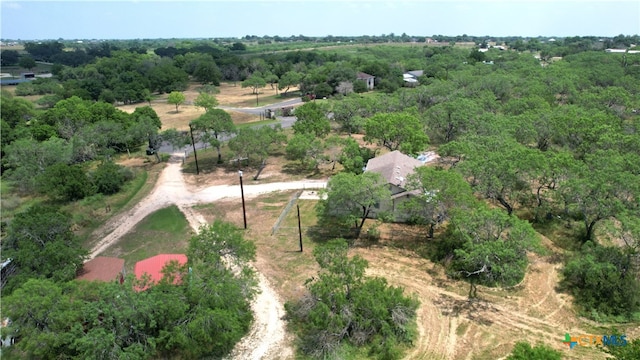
{"left": 2, "top": 220, "right": 257, "bottom": 359}
{"left": 285, "top": 239, "right": 419, "bottom": 359}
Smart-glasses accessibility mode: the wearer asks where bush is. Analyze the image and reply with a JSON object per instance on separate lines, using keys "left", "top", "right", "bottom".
{"left": 506, "top": 341, "right": 562, "bottom": 360}
{"left": 561, "top": 242, "right": 640, "bottom": 319}
{"left": 286, "top": 239, "right": 419, "bottom": 359}
{"left": 353, "top": 79, "right": 369, "bottom": 93}
{"left": 37, "top": 163, "right": 95, "bottom": 201}
{"left": 90, "top": 161, "right": 131, "bottom": 195}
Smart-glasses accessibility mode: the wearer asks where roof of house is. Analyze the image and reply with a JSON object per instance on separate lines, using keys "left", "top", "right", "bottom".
{"left": 357, "top": 72, "right": 375, "bottom": 80}
{"left": 134, "top": 254, "right": 187, "bottom": 291}
{"left": 365, "top": 150, "right": 423, "bottom": 189}
{"left": 406, "top": 70, "right": 424, "bottom": 77}
{"left": 77, "top": 256, "right": 125, "bottom": 282}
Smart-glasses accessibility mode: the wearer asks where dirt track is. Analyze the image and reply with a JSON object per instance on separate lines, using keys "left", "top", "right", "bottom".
{"left": 356, "top": 239, "right": 639, "bottom": 360}
{"left": 88, "top": 154, "right": 325, "bottom": 359}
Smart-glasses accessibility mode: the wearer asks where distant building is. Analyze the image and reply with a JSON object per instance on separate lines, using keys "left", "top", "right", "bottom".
{"left": 403, "top": 70, "right": 423, "bottom": 86}
{"left": 356, "top": 72, "right": 375, "bottom": 90}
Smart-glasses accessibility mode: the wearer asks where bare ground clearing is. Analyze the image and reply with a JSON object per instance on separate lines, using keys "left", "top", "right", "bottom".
{"left": 116, "top": 82, "right": 297, "bottom": 131}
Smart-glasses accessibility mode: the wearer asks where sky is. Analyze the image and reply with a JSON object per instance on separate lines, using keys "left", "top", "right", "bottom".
{"left": 1, "top": 0, "right": 639, "bottom": 40}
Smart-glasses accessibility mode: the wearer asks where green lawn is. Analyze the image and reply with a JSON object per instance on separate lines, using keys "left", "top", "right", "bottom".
{"left": 101, "top": 205, "right": 192, "bottom": 272}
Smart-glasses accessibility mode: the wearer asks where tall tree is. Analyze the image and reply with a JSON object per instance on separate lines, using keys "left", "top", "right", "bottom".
{"left": 167, "top": 91, "right": 186, "bottom": 113}
{"left": 316, "top": 172, "right": 391, "bottom": 238}
{"left": 278, "top": 71, "right": 302, "bottom": 95}
{"left": 2, "top": 205, "right": 88, "bottom": 292}
{"left": 18, "top": 56, "right": 36, "bottom": 70}
{"left": 190, "top": 109, "right": 235, "bottom": 163}
{"left": 292, "top": 101, "right": 331, "bottom": 138}
{"left": 193, "top": 92, "right": 219, "bottom": 112}
{"left": 403, "top": 167, "right": 477, "bottom": 238}
{"left": 450, "top": 205, "right": 539, "bottom": 297}
{"left": 285, "top": 133, "right": 326, "bottom": 170}
{"left": 228, "top": 125, "right": 285, "bottom": 166}
{"left": 241, "top": 74, "right": 266, "bottom": 95}
{"left": 364, "top": 112, "right": 429, "bottom": 155}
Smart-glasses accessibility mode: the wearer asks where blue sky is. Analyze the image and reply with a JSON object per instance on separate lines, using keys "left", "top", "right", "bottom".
{"left": 1, "top": 1, "right": 639, "bottom": 40}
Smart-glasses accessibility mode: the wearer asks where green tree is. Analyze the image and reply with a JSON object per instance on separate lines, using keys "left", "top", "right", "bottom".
{"left": 278, "top": 70, "right": 302, "bottom": 95}
{"left": 561, "top": 242, "right": 640, "bottom": 318}
{"left": 193, "top": 92, "right": 219, "bottom": 112}
{"left": 316, "top": 172, "right": 391, "bottom": 238}
{"left": 190, "top": 109, "right": 235, "bottom": 163}
{"left": 338, "top": 137, "right": 374, "bottom": 174}
{"left": 148, "top": 62, "right": 189, "bottom": 94}
{"left": 403, "top": 167, "right": 477, "bottom": 237}
{"left": 449, "top": 204, "right": 539, "bottom": 297}
{"left": 3, "top": 137, "right": 72, "bottom": 193}
{"left": 331, "top": 95, "right": 367, "bottom": 135}
{"left": 0, "top": 91, "right": 35, "bottom": 128}
{"left": 285, "top": 133, "right": 326, "bottom": 170}
{"left": 36, "top": 163, "right": 95, "bottom": 201}
{"left": 19, "top": 55, "right": 37, "bottom": 70}
{"left": 228, "top": 125, "right": 285, "bottom": 166}
{"left": 131, "top": 105, "right": 162, "bottom": 129}
{"left": 559, "top": 150, "right": 640, "bottom": 242}
{"left": 167, "top": 91, "right": 186, "bottom": 113}
{"left": 455, "top": 137, "right": 540, "bottom": 216}
{"left": 364, "top": 112, "right": 429, "bottom": 155}
{"left": 90, "top": 161, "right": 131, "bottom": 195}
{"left": 194, "top": 60, "right": 222, "bottom": 85}
{"left": 285, "top": 239, "right": 419, "bottom": 359}
{"left": 506, "top": 341, "right": 562, "bottom": 360}
{"left": 1, "top": 206, "right": 87, "bottom": 292}
{"left": 423, "top": 97, "right": 482, "bottom": 144}
{"left": 0, "top": 49, "right": 20, "bottom": 66}
{"left": 292, "top": 101, "right": 331, "bottom": 138}
{"left": 241, "top": 73, "right": 266, "bottom": 95}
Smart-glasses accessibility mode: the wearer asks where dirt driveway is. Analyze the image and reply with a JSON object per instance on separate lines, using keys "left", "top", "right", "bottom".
{"left": 89, "top": 154, "right": 325, "bottom": 359}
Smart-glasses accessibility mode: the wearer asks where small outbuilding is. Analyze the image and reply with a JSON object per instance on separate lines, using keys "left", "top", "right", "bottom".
{"left": 76, "top": 256, "right": 125, "bottom": 283}
{"left": 134, "top": 254, "right": 188, "bottom": 291}
{"left": 356, "top": 72, "right": 375, "bottom": 90}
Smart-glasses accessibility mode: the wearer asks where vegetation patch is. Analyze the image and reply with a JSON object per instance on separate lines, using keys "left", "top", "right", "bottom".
{"left": 101, "top": 205, "right": 191, "bottom": 270}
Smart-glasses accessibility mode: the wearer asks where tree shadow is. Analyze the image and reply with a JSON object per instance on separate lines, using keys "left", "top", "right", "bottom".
{"left": 433, "top": 293, "right": 497, "bottom": 326}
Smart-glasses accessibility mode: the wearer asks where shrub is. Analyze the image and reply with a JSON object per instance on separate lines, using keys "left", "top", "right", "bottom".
{"left": 561, "top": 242, "right": 640, "bottom": 319}
{"left": 37, "top": 163, "right": 95, "bottom": 201}
{"left": 91, "top": 161, "right": 131, "bottom": 195}
{"left": 286, "top": 239, "right": 419, "bottom": 359}
{"left": 506, "top": 341, "right": 562, "bottom": 360}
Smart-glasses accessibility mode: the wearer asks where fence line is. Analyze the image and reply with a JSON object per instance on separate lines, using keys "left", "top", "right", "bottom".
{"left": 271, "top": 190, "right": 302, "bottom": 235}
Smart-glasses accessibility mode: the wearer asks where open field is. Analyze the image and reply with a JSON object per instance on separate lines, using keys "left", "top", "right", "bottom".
{"left": 117, "top": 82, "right": 300, "bottom": 131}
{"left": 100, "top": 205, "right": 191, "bottom": 273}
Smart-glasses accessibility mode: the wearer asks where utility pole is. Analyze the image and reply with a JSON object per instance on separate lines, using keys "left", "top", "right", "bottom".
{"left": 297, "top": 204, "right": 303, "bottom": 252}
{"left": 189, "top": 123, "right": 199, "bottom": 175}
{"left": 239, "top": 171, "right": 247, "bottom": 229}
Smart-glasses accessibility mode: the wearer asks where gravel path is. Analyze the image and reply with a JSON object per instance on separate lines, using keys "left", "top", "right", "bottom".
{"left": 88, "top": 153, "right": 326, "bottom": 359}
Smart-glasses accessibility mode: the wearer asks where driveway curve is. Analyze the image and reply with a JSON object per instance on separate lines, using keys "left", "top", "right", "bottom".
{"left": 88, "top": 154, "right": 326, "bottom": 359}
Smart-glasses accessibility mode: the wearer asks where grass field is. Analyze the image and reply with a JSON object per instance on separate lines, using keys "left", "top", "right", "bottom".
{"left": 100, "top": 205, "right": 191, "bottom": 273}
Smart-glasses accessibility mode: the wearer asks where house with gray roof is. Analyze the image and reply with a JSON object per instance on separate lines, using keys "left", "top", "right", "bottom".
{"left": 365, "top": 150, "right": 424, "bottom": 221}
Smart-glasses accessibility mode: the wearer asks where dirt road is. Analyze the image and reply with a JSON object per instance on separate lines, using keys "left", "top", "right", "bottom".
{"left": 88, "top": 154, "right": 325, "bottom": 359}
